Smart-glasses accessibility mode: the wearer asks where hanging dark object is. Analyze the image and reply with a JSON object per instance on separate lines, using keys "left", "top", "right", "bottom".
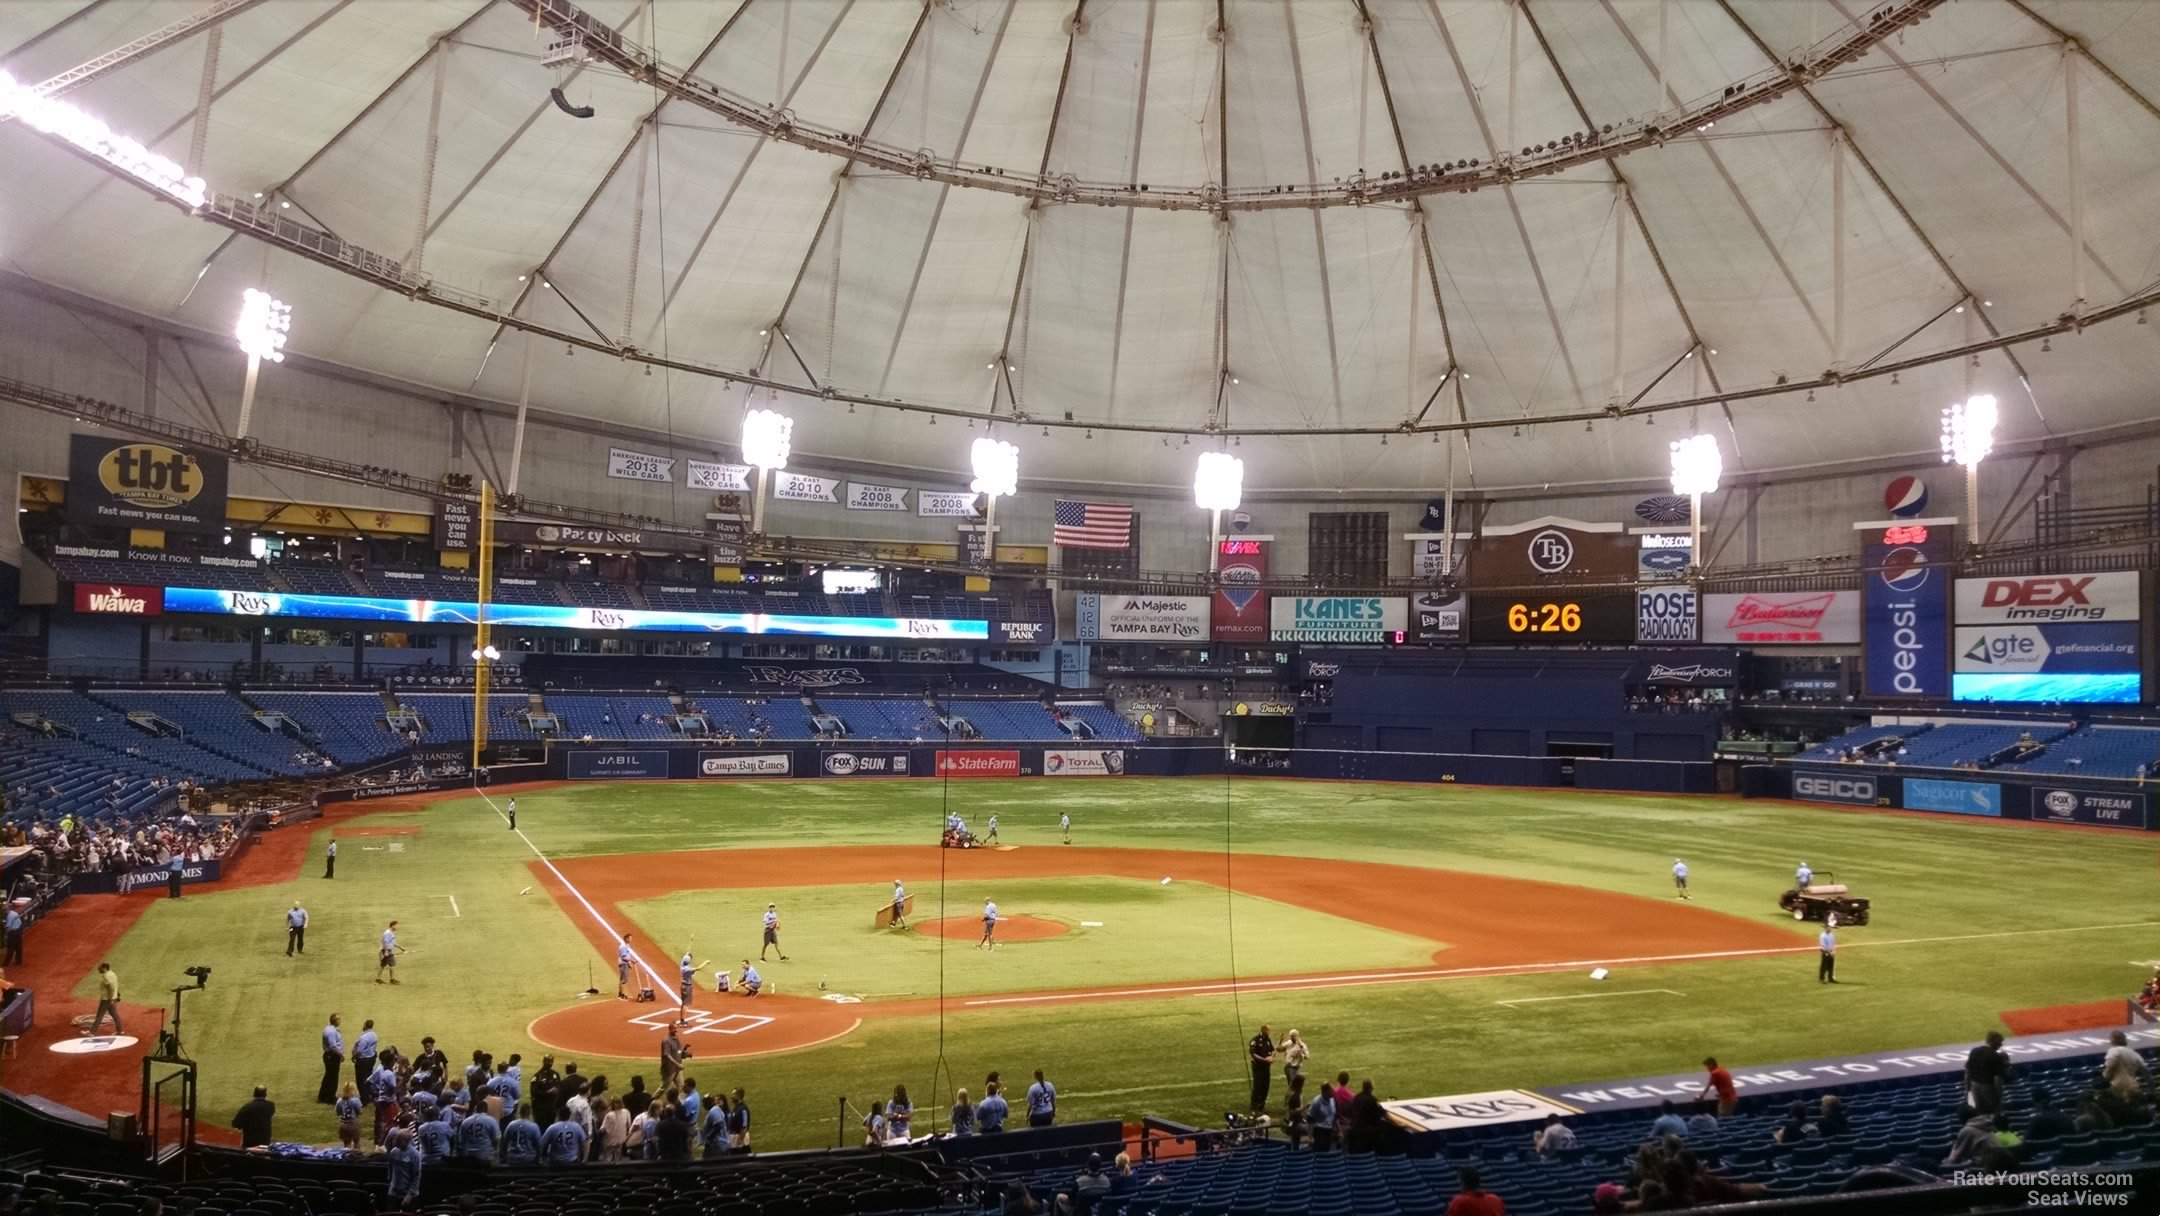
{"left": 549, "top": 87, "right": 595, "bottom": 119}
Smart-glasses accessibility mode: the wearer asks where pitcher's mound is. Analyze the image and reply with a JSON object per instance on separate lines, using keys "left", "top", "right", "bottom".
{"left": 918, "top": 915, "right": 1069, "bottom": 942}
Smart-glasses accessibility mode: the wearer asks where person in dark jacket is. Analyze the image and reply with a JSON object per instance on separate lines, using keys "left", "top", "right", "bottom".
{"left": 1965, "top": 1031, "right": 2010, "bottom": 1115}
{"left": 654, "top": 1102, "right": 693, "bottom": 1160}
{"left": 232, "top": 1087, "right": 277, "bottom": 1148}
{"left": 1346, "top": 1080, "right": 1385, "bottom": 1152}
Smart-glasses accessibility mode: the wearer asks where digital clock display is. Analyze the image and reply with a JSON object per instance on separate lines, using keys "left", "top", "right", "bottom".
{"left": 1469, "top": 592, "right": 1635, "bottom": 644}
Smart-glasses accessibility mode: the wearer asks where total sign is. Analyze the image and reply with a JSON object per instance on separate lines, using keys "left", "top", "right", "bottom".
{"left": 1954, "top": 573, "right": 2141, "bottom": 624}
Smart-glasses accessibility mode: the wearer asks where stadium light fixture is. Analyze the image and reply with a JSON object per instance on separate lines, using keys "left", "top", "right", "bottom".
{"left": 0, "top": 71, "right": 207, "bottom": 209}
{"left": 1668, "top": 433, "right": 1721, "bottom": 572}
{"left": 469, "top": 644, "right": 501, "bottom": 662}
{"left": 233, "top": 288, "right": 294, "bottom": 441}
{"left": 1194, "top": 451, "right": 1245, "bottom": 573}
{"left": 968, "top": 437, "right": 1019, "bottom": 564}
{"left": 1941, "top": 393, "right": 1997, "bottom": 543}
{"left": 741, "top": 407, "right": 793, "bottom": 536}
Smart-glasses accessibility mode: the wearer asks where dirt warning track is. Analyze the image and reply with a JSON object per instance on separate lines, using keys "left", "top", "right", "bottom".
{"left": 527, "top": 845, "right": 1803, "bottom": 1060}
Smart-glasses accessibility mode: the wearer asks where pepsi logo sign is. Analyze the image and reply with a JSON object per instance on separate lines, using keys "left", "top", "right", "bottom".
{"left": 1884, "top": 475, "right": 1929, "bottom": 517}
{"left": 1878, "top": 546, "right": 1932, "bottom": 593}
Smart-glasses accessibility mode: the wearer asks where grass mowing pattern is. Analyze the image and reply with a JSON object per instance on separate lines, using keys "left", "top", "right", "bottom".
{"left": 81, "top": 777, "right": 2159, "bottom": 1149}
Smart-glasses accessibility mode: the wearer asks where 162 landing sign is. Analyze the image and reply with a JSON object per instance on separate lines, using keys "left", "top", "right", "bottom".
{"left": 1862, "top": 524, "right": 1952, "bottom": 698}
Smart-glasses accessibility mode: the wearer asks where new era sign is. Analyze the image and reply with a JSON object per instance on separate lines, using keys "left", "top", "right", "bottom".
{"left": 73, "top": 583, "right": 161, "bottom": 616}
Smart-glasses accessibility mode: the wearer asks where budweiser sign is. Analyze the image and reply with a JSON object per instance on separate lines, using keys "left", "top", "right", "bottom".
{"left": 73, "top": 583, "right": 160, "bottom": 616}
{"left": 1701, "top": 590, "right": 1858, "bottom": 645}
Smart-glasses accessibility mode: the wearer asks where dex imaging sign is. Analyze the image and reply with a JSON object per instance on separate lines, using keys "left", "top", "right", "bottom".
{"left": 1955, "top": 573, "right": 2140, "bottom": 624}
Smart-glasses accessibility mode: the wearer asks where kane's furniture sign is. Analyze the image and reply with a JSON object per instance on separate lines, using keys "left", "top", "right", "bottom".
{"left": 1954, "top": 573, "right": 2141, "bottom": 624}
{"left": 73, "top": 583, "right": 160, "bottom": 615}
{"left": 699, "top": 753, "right": 792, "bottom": 777}
{"left": 1791, "top": 772, "right": 1883, "bottom": 806}
{"left": 568, "top": 750, "right": 671, "bottom": 779}
{"left": 935, "top": 750, "right": 1020, "bottom": 777}
{"left": 606, "top": 447, "right": 674, "bottom": 482}
{"left": 2033, "top": 788, "right": 2149, "bottom": 830}
{"left": 1701, "top": 591, "right": 1862, "bottom": 645}
{"left": 1383, "top": 1091, "right": 1580, "bottom": 1132}
{"left": 67, "top": 434, "right": 229, "bottom": 533}
{"left": 1901, "top": 778, "right": 2001, "bottom": 817}
{"left": 1077, "top": 594, "right": 1212, "bottom": 642}
{"left": 1045, "top": 749, "right": 1126, "bottom": 776}
{"left": 1270, "top": 596, "right": 1408, "bottom": 643}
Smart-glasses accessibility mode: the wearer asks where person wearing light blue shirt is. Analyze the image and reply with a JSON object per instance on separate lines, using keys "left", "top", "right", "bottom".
{"left": 1672, "top": 858, "right": 1690, "bottom": 900}
{"left": 616, "top": 934, "right": 634, "bottom": 999}
{"left": 285, "top": 903, "right": 307, "bottom": 956}
{"left": 1650, "top": 1100, "right": 1689, "bottom": 1139}
{"left": 457, "top": 1107, "right": 501, "bottom": 1161}
{"left": 740, "top": 962, "right": 762, "bottom": 995}
{"left": 682, "top": 1081, "right": 703, "bottom": 1129}
{"left": 979, "top": 900, "right": 999, "bottom": 950}
{"left": 353, "top": 1022, "right": 380, "bottom": 1088}
{"left": 415, "top": 1113, "right": 454, "bottom": 1163}
{"left": 540, "top": 1116, "right": 588, "bottom": 1165}
{"left": 976, "top": 1082, "right": 1009, "bottom": 1133}
{"left": 501, "top": 1105, "right": 543, "bottom": 1164}
{"left": 1025, "top": 1070, "right": 1057, "bottom": 1128}
{"left": 385, "top": 1131, "right": 422, "bottom": 1208}
{"left": 1818, "top": 927, "right": 1838, "bottom": 984}
{"left": 1796, "top": 861, "right": 1813, "bottom": 889}
{"left": 317, "top": 1014, "right": 345, "bottom": 1106}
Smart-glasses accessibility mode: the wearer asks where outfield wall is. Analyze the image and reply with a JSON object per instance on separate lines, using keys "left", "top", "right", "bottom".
{"left": 541, "top": 742, "right": 1227, "bottom": 783}
{"left": 1749, "top": 764, "right": 2155, "bottom": 831}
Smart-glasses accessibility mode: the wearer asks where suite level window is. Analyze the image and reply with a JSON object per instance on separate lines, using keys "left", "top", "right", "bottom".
{"left": 1308, "top": 511, "right": 1390, "bottom": 584}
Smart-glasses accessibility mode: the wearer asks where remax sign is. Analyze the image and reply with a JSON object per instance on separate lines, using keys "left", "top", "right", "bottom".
{"left": 1793, "top": 773, "right": 1881, "bottom": 806}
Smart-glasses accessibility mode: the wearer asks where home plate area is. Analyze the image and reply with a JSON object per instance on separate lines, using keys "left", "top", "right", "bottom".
{"left": 528, "top": 994, "right": 863, "bottom": 1059}
{"left": 629, "top": 1008, "right": 773, "bottom": 1037}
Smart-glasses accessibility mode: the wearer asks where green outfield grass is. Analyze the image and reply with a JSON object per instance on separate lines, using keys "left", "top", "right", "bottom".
{"left": 78, "top": 778, "right": 2160, "bottom": 1150}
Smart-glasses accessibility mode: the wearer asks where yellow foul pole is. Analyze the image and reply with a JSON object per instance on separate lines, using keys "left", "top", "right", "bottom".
{"left": 471, "top": 480, "right": 494, "bottom": 768}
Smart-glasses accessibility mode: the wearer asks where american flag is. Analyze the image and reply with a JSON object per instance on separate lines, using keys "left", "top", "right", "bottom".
{"left": 1053, "top": 499, "right": 1133, "bottom": 549}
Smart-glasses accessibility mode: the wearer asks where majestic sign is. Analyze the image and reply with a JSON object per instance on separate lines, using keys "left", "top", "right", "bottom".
{"left": 1383, "top": 1091, "right": 1581, "bottom": 1133}
{"left": 1270, "top": 597, "right": 1408, "bottom": 644}
{"left": 934, "top": 750, "right": 1020, "bottom": 777}
{"left": 822, "top": 752, "right": 909, "bottom": 776}
{"left": 2034, "top": 788, "right": 2149, "bottom": 830}
{"left": 1792, "top": 772, "right": 1882, "bottom": 806}
{"left": 699, "top": 753, "right": 792, "bottom": 777}
{"left": 1863, "top": 525, "right": 1952, "bottom": 698}
{"left": 567, "top": 749, "right": 670, "bottom": 779}
{"left": 73, "top": 583, "right": 160, "bottom": 615}
{"left": 772, "top": 473, "right": 839, "bottom": 503}
{"left": 606, "top": 447, "right": 674, "bottom": 482}
{"left": 918, "top": 491, "right": 981, "bottom": 518}
{"left": 686, "top": 461, "right": 752, "bottom": 492}
{"left": 845, "top": 482, "right": 910, "bottom": 511}
{"left": 1409, "top": 591, "right": 1466, "bottom": 642}
{"left": 1635, "top": 587, "right": 1698, "bottom": 643}
{"left": 1212, "top": 540, "right": 1269, "bottom": 643}
{"left": 1076, "top": 594, "right": 1211, "bottom": 642}
{"left": 1044, "top": 749, "right": 1126, "bottom": 776}
{"left": 1953, "top": 573, "right": 2141, "bottom": 624}
{"left": 1701, "top": 591, "right": 1862, "bottom": 645}
{"left": 1902, "top": 778, "right": 2002, "bottom": 817}
{"left": 67, "top": 434, "right": 229, "bottom": 533}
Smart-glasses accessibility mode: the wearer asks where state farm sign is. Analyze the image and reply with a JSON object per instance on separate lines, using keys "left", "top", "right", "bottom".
{"left": 1954, "top": 573, "right": 2141, "bottom": 624}
{"left": 934, "top": 750, "right": 1020, "bottom": 777}
{"left": 73, "top": 583, "right": 161, "bottom": 616}
{"left": 1701, "top": 591, "right": 1859, "bottom": 645}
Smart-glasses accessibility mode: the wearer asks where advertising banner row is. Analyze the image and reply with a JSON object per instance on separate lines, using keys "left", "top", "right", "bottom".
{"left": 1790, "top": 767, "right": 2150, "bottom": 830}
{"left": 563, "top": 747, "right": 1132, "bottom": 781}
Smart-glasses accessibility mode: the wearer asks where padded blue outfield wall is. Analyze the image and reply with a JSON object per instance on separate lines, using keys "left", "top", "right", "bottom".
{"left": 1752, "top": 764, "right": 2154, "bottom": 830}
{"left": 541, "top": 742, "right": 1227, "bottom": 782}
{"left": 1288, "top": 749, "right": 1719, "bottom": 793}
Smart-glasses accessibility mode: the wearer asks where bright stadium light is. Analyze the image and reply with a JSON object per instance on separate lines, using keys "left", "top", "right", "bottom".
{"left": 968, "top": 437, "right": 1019, "bottom": 564}
{"left": 1194, "top": 451, "right": 1245, "bottom": 573}
{"left": 0, "top": 71, "right": 208, "bottom": 209}
{"left": 1668, "top": 433, "right": 1721, "bottom": 573}
{"left": 470, "top": 644, "right": 501, "bottom": 662}
{"left": 741, "top": 407, "right": 793, "bottom": 536}
{"left": 232, "top": 288, "right": 294, "bottom": 442}
{"left": 1941, "top": 393, "right": 1997, "bottom": 545}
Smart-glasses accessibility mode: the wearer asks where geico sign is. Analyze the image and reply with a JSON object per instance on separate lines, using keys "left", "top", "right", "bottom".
{"left": 1794, "top": 775, "right": 1876, "bottom": 801}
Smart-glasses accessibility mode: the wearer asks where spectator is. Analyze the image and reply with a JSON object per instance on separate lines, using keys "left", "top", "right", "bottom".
{"left": 1696, "top": 1057, "right": 1738, "bottom": 1118}
{"left": 1686, "top": 1102, "right": 1720, "bottom": 1136}
{"left": 659, "top": 1027, "right": 690, "bottom": 1090}
{"left": 1773, "top": 1100, "right": 1816, "bottom": 1144}
{"left": 1066, "top": 1152, "right": 1112, "bottom": 1214}
{"left": 1306, "top": 1083, "right": 1338, "bottom": 1152}
{"left": 1817, "top": 1094, "right": 1850, "bottom": 1137}
{"left": 1282, "top": 1029, "right": 1309, "bottom": 1091}
{"left": 2025, "top": 1093, "right": 2073, "bottom": 1140}
{"left": 1965, "top": 1031, "right": 2009, "bottom": 1115}
{"left": 2075, "top": 1091, "right": 2115, "bottom": 1133}
{"left": 1445, "top": 1167, "right": 1506, "bottom": 1216}
{"left": 502, "top": 1102, "right": 543, "bottom": 1165}
{"left": 888, "top": 1085, "right": 913, "bottom": 1141}
{"left": 1533, "top": 1113, "right": 1576, "bottom": 1155}
{"left": 385, "top": 1129, "right": 423, "bottom": 1210}
{"left": 862, "top": 1099, "right": 888, "bottom": 1147}
{"left": 978, "top": 1081, "right": 1010, "bottom": 1133}
{"left": 333, "top": 1083, "right": 361, "bottom": 1148}
{"left": 1346, "top": 1080, "right": 1384, "bottom": 1153}
{"left": 2103, "top": 1030, "right": 2149, "bottom": 1097}
{"left": 1027, "top": 1069, "right": 1057, "bottom": 1128}
{"left": 456, "top": 1100, "right": 501, "bottom": 1161}
{"left": 415, "top": 1110, "right": 453, "bottom": 1163}
{"left": 621, "top": 1075, "right": 651, "bottom": 1118}
{"left": 654, "top": 1102, "right": 692, "bottom": 1161}
{"left": 540, "top": 1112, "right": 588, "bottom": 1166}
{"left": 1943, "top": 1112, "right": 2014, "bottom": 1169}
{"left": 728, "top": 1087, "right": 751, "bottom": 1152}
{"left": 1649, "top": 1099, "right": 1687, "bottom": 1140}
{"left": 231, "top": 1086, "right": 276, "bottom": 1149}
{"left": 595, "top": 1097, "right": 626, "bottom": 1162}
{"left": 701, "top": 1093, "right": 731, "bottom": 1157}
{"left": 950, "top": 1088, "right": 975, "bottom": 1136}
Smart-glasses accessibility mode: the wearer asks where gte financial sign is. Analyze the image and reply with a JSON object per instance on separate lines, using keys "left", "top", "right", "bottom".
{"left": 1955, "top": 573, "right": 2141, "bottom": 624}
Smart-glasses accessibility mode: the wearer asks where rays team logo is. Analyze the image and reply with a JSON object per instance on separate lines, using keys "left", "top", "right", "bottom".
{"left": 1883, "top": 475, "right": 1929, "bottom": 518}
{"left": 1526, "top": 529, "right": 1575, "bottom": 574}
{"left": 1878, "top": 546, "right": 1932, "bottom": 593}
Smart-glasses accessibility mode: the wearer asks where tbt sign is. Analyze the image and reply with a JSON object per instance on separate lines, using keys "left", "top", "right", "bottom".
{"left": 67, "top": 434, "right": 229, "bottom": 533}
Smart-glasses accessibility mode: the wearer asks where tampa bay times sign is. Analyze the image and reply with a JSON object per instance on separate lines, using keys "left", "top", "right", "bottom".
{"left": 68, "top": 434, "right": 229, "bottom": 533}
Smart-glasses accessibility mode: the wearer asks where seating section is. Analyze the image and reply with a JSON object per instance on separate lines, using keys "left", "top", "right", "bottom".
{"left": 395, "top": 693, "right": 543, "bottom": 742}
{"left": 545, "top": 694, "right": 683, "bottom": 740}
{"left": 1796, "top": 725, "right": 1920, "bottom": 762}
{"left": 1, "top": 690, "right": 260, "bottom": 824}
{"left": 2006, "top": 726, "right": 2160, "bottom": 778}
{"left": 248, "top": 692, "right": 407, "bottom": 765}
{"left": 275, "top": 561, "right": 363, "bottom": 596}
{"left": 86, "top": 690, "right": 319, "bottom": 776}
{"left": 47, "top": 550, "right": 271, "bottom": 591}
{"left": 1891, "top": 722, "right": 2068, "bottom": 769}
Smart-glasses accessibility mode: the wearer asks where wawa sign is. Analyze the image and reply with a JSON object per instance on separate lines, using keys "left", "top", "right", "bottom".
{"left": 74, "top": 583, "right": 161, "bottom": 616}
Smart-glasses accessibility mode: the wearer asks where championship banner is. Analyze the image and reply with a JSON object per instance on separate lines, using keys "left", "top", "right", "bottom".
{"left": 1044, "top": 749, "right": 1126, "bottom": 776}
{"left": 687, "top": 460, "right": 752, "bottom": 492}
{"left": 1409, "top": 591, "right": 1465, "bottom": 641}
{"left": 1862, "top": 523, "right": 1952, "bottom": 698}
{"left": 67, "top": 434, "right": 229, "bottom": 533}
{"left": 1271, "top": 596, "right": 1408, "bottom": 643}
{"left": 1954, "top": 573, "right": 2142, "bottom": 624}
{"left": 1701, "top": 591, "right": 1862, "bottom": 645}
{"left": 1075, "top": 594, "right": 1211, "bottom": 642}
{"left": 773, "top": 472, "right": 839, "bottom": 503}
{"left": 1212, "top": 540, "right": 1269, "bottom": 643}
{"left": 1635, "top": 587, "right": 1698, "bottom": 643}
{"left": 918, "top": 491, "right": 980, "bottom": 518}
{"left": 607, "top": 447, "right": 674, "bottom": 482}
{"left": 699, "top": 753, "right": 792, "bottom": 777}
{"left": 846, "top": 482, "right": 910, "bottom": 511}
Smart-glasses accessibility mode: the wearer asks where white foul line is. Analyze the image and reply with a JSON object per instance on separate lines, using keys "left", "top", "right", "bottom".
{"left": 474, "top": 788, "right": 682, "bottom": 1006}
{"left": 447, "top": 894, "right": 460, "bottom": 919}
{"left": 1497, "top": 989, "right": 1682, "bottom": 1006}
